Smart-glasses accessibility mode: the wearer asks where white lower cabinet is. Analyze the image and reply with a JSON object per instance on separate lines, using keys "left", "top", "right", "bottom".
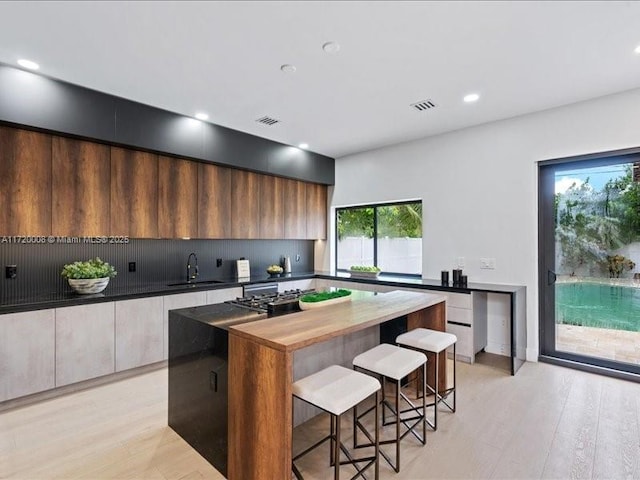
{"left": 445, "top": 322, "right": 473, "bottom": 362}
{"left": 445, "top": 292, "right": 488, "bottom": 363}
{"left": 55, "top": 303, "right": 115, "bottom": 387}
{"left": 115, "top": 297, "right": 164, "bottom": 372}
{"left": 162, "top": 291, "right": 208, "bottom": 359}
{"left": 0, "top": 309, "right": 55, "bottom": 402}
{"left": 206, "top": 287, "right": 242, "bottom": 305}
{"left": 278, "top": 279, "right": 316, "bottom": 292}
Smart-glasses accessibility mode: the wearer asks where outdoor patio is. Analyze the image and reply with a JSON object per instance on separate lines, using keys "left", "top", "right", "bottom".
{"left": 556, "top": 323, "right": 640, "bottom": 365}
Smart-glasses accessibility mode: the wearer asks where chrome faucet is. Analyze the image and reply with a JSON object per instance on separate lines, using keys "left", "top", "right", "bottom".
{"left": 187, "top": 252, "right": 199, "bottom": 282}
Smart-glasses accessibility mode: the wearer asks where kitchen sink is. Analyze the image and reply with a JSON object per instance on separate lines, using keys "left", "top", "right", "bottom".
{"left": 167, "top": 280, "right": 227, "bottom": 287}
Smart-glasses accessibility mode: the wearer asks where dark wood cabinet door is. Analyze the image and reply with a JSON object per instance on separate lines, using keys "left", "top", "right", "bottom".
{"left": 306, "top": 183, "right": 327, "bottom": 240}
{"left": 259, "top": 175, "right": 284, "bottom": 239}
{"left": 52, "top": 137, "right": 110, "bottom": 236}
{"left": 110, "top": 147, "right": 158, "bottom": 237}
{"left": 198, "top": 163, "right": 232, "bottom": 238}
{"left": 283, "top": 179, "right": 306, "bottom": 239}
{"left": 0, "top": 127, "right": 52, "bottom": 236}
{"left": 158, "top": 156, "right": 198, "bottom": 239}
{"left": 230, "top": 169, "right": 261, "bottom": 238}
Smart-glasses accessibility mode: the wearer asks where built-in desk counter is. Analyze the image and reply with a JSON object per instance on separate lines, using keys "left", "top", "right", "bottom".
{"left": 226, "top": 289, "right": 446, "bottom": 480}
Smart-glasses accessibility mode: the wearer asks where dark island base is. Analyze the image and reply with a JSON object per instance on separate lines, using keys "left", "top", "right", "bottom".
{"left": 168, "top": 311, "right": 230, "bottom": 477}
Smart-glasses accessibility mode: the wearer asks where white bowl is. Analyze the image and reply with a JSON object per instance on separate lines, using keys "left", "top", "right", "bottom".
{"left": 68, "top": 277, "right": 110, "bottom": 294}
{"left": 299, "top": 294, "right": 352, "bottom": 310}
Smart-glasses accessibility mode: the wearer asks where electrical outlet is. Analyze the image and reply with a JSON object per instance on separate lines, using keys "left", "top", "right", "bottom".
{"left": 480, "top": 258, "right": 496, "bottom": 269}
{"left": 5, "top": 265, "right": 17, "bottom": 279}
{"left": 295, "top": 254, "right": 301, "bottom": 262}
{"left": 457, "top": 257, "right": 465, "bottom": 268}
{"left": 216, "top": 258, "right": 223, "bottom": 268}
{"left": 128, "top": 262, "right": 136, "bottom": 273}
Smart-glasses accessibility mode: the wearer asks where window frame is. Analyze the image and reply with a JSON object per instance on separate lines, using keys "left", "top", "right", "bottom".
{"left": 335, "top": 199, "right": 422, "bottom": 277}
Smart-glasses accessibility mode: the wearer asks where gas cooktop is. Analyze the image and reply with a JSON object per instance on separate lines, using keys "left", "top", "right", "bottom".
{"left": 226, "top": 288, "right": 315, "bottom": 317}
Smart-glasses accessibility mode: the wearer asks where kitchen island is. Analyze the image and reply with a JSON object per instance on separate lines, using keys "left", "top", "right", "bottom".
{"left": 226, "top": 289, "right": 446, "bottom": 480}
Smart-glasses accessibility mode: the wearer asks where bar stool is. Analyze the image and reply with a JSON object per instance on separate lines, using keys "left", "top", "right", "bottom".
{"left": 396, "top": 328, "right": 457, "bottom": 431}
{"left": 352, "top": 343, "right": 427, "bottom": 473}
{"left": 292, "top": 365, "right": 381, "bottom": 480}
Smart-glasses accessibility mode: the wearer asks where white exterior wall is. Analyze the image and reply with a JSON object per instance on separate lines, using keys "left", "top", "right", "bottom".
{"left": 337, "top": 236, "right": 421, "bottom": 273}
{"left": 317, "top": 87, "right": 640, "bottom": 362}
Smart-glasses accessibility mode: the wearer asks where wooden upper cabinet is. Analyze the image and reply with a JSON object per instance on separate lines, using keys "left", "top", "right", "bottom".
{"left": 0, "top": 127, "right": 52, "bottom": 236}
{"left": 306, "top": 183, "right": 327, "bottom": 240}
{"left": 110, "top": 147, "right": 158, "bottom": 237}
{"left": 230, "top": 169, "right": 261, "bottom": 238}
{"left": 283, "top": 179, "right": 306, "bottom": 239}
{"left": 198, "top": 163, "right": 231, "bottom": 238}
{"left": 259, "top": 175, "right": 284, "bottom": 239}
{"left": 52, "top": 137, "right": 110, "bottom": 236}
{"left": 158, "top": 156, "right": 198, "bottom": 238}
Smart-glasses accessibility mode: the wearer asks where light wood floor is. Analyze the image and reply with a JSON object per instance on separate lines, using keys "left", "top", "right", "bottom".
{"left": 1, "top": 360, "right": 638, "bottom": 480}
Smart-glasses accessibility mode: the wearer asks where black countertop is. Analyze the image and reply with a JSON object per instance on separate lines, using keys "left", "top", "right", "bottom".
{"left": 317, "top": 272, "right": 526, "bottom": 295}
{"left": 0, "top": 271, "right": 524, "bottom": 315}
{"left": 168, "top": 302, "right": 268, "bottom": 330}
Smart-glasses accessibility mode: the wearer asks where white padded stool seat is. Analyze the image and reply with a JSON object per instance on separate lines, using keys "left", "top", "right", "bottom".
{"left": 293, "top": 365, "right": 381, "bottom": 416}
{"left": 353, "top": 344, "right": 426, "bottom": 381}
{"left": 396, "top": 328, "right": 457, "bottom": 353}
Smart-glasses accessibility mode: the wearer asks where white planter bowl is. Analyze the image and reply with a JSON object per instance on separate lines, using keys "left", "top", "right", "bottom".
{"left": 68, "top": 277, "right": 110, "bottom": 294}
{"left": 349, "top": 270, "right": 381, "bottom": 279}
{"left": 299, "top": 294, "right": 352, "bottom": 310}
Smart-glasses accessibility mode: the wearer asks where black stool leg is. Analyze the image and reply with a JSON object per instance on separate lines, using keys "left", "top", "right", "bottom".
{"left": 330, "top": 413, "right": 335, "bottom": 466}
{"left": 334, "top": 413, "right": 341, "bottom": 480}
{"left": 453, "top": 343, "right": 457, "bottom": 412}
{"left": 434, "top": 350, "right": 439, "bottom": 431}
{"left": 422, "top": 362, "right": 427, "bottom": 443}
{"left": 375, "top": 390, "right": 380, "bottom": 479}
{"left": 395, "top": 378, "right": 401, "bottom": 472}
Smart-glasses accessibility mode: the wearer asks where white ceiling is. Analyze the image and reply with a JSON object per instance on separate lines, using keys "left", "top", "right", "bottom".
{"left": 1, "top": 1, "right": 640, "bottom": 158}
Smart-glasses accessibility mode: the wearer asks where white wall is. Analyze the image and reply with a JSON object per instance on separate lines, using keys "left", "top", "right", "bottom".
{"left": 320, "top": 87, "right": 640, "bottom": 361}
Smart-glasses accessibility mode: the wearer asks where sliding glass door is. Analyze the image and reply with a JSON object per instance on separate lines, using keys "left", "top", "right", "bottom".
{"left": 539, "top": 150, "right": 640, "bottom": 376}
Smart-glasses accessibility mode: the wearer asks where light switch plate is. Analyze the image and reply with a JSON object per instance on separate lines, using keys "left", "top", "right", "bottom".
{"left": 480, "top": 258, "right": 496, "bottom": 269}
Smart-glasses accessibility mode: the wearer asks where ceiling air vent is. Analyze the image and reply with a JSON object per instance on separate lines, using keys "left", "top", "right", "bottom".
{"left": 256, "top": 116, "right": 280, "bottom": 126}
{"left": 410, "top": 100, "right": 437, "bottom": 112}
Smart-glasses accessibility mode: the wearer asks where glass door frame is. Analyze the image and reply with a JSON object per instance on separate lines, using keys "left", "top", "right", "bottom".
{"left": 538, "top": 147, "right": 640, "bottom": 380}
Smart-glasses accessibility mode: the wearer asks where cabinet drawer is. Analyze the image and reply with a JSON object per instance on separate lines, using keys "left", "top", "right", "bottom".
{"left": 55, "top": 303, "right": 115, "bottom": 387}
{"left": 448, "top": 292, "right": 472, "bottom": 309}
{"left": 278, "top": 279, "right": 315, "bottom": 292}
{"left": 445, "top": 322, "right": 472, "bottom": 361}
{"left": 447, "top": 306, "right": 472, "bottom": 326}
{"left": 0, "top": 309, "right": 55, "bottom": 402}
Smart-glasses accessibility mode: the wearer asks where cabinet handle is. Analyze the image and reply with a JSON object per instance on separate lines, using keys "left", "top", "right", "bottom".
{"left": 209, "top": 371, "right": 218, "bottom": 392}
{"left": 447, "top": 320, "right": 471, "bottom": 328}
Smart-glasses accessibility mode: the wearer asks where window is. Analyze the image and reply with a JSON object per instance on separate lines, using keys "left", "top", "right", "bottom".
{"left": 336, "top": 200, "right": 422, "bottom": 275}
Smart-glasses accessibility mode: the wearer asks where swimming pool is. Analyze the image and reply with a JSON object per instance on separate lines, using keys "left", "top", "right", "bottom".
{"left": 555, "top": 282, "right": 640, "bottom": 331}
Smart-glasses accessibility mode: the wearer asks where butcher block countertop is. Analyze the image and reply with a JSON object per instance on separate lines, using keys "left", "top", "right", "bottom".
{"left": 229, "top": 289, "right": 446, "bottom": 352}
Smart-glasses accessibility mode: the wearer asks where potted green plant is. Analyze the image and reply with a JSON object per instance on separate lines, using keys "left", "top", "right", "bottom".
{"left": 606, "top": 254, "right": 635, "bottom": 278}
{"left": 61, "top": 257, "right": 117, "bottom": 294}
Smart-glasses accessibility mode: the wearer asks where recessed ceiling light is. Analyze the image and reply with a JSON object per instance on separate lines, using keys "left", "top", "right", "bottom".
{"left": 635, "top": 44, "right": 640, "bottom": 54}
{"left": 280, "top": 64, "right": 297, "bottom": 73}
{"left": 463, "top": 93, "right": 480, "bottom": 103}
{"left": 322, "top": 42, "right": 341, "bottom": 54}
{"left": 298, "top": 143, "right": 309, "bottom": 150}
{"left": 195, "top": 112, "right": 209, "bottom": 121}
{"left": 17, "top": 58, "right": 39, "bottom": 70}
